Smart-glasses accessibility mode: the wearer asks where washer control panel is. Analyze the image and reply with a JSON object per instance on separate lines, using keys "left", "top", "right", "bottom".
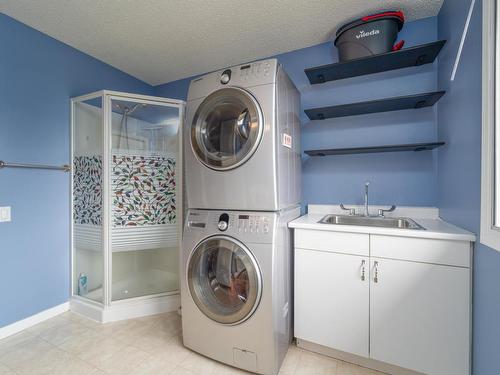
{"left": 186, "top": 210, "right": 274, "bottom": 239}
{"left": 236, "top": 214, "right": 271, "bottom": 234}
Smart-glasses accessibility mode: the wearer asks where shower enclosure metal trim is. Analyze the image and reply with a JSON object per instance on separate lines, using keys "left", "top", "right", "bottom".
{"left": 70, "top": 90, "right": 185, "bottom": 319}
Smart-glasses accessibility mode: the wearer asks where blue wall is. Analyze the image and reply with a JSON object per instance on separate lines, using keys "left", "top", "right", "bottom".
{"left": 2, "top": 6, "right": 498, "bottom": 373}
{"left": 0, "top": 14, "right": 154, "bottom": 327}
{"left": 155, "top": 17, "right": 440, "bottom": 208}
{"left": 437, "top": 1, "right": 500, "bottom": 374}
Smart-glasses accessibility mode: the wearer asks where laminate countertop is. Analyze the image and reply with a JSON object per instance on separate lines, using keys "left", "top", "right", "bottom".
{"left": 289, "top": 205, "right": 476, "bottom": 242}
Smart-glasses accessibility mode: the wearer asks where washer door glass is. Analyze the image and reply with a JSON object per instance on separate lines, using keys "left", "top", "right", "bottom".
{"left": 188, "top": 236, "right": 262, "bottom": 324}
{"left": 191, "top": 88, "right": 263, "bottom": 170}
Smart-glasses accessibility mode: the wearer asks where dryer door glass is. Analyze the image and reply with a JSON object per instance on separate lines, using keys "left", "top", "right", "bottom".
{"left": 191, "top": 88, "right": 263, "bottom": 170}
{"left": 188, "top": 236, "right": 262, "bottom": 324}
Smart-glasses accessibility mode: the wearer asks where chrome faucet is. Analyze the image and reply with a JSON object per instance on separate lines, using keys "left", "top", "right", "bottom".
{"left": 340, "top": 182, "right": 397, "bottom": 218}
{"left": 340, "top": 203, "right": 356, "bottom": 216}
{"left": 364, "top": 181, "right": 370, "bottom": 217}
{"left": 378, "top": 205, "right": 396, "bottom": 217}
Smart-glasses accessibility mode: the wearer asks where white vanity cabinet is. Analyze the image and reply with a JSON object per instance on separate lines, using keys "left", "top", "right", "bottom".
{"left": 295, "top": 249, "right": 370, "bottom": 357}
{"left": 294, "top": 230, "right": 370, "bottom": 357}
{"left": 294, "top": 230, "right": 472, "bottom": 375}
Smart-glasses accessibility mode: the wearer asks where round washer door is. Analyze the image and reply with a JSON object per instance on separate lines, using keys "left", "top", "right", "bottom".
{"left": 191, "top": 87, "right": 263, "bottom": 170}
{"left": 187, "top": 236, "right": 262, "bottom": 325}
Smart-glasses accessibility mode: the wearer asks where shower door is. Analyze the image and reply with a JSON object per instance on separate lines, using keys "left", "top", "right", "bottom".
{"left": 107, "top": 94, "right": 182, "bottom": 302}
{"left": 72, "top": 94, "right": 105, "bottom": 303}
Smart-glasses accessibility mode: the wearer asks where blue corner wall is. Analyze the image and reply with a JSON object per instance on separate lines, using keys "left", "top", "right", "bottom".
{"left": 155, "top": 17, "right": 440, "bottom": 208}
{"left": 0, "top": 13, "right": 154, "bottom": 327}
{"left": 437, "top": 1, "right": 500, "bottom": 374}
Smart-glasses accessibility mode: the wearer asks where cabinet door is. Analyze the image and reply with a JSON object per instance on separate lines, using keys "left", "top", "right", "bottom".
{"left": 295, "top": 248, "right": 369, "bottom": 357}
{"left": 370, "top": 258, "right": 470, "bottom": 375}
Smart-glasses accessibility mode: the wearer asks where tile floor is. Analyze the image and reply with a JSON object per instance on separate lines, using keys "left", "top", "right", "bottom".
{"left": 0, "top": 312, "right": 385, "bottom": 375}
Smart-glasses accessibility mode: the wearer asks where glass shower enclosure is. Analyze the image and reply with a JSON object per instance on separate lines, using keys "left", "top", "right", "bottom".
{"left": 70, "top": 90, "right": 184, "bottom": 321}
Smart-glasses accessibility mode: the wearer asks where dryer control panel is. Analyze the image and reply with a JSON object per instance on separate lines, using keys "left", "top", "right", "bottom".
{"left": 187, "top": 59, "right": 278, "bottom": 101}
{"left": 218, "top": 62, "right": 272, "bottom": 85}
{"left": 236, "top": 61, "right": 273, "bottom": 82}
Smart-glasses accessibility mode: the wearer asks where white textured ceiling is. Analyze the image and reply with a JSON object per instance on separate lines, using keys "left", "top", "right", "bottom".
{"left": 0, "top": 0, "right": 443, "bottom": 85}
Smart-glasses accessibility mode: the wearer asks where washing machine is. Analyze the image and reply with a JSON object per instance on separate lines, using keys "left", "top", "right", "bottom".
{"left": 184, "top": 59, "right": 301, "bottom": 211}
{"left": 181, "top": 206, "right": 300, "bottom": 374}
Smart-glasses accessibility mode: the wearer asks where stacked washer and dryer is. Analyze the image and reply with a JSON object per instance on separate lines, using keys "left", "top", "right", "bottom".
{"left": 181, "top": 58, "right": 301, "bottom": 375}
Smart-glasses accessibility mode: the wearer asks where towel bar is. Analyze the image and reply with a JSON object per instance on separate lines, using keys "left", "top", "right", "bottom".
{"left": 0, "top": 160, "right": 70, "bottom": 172}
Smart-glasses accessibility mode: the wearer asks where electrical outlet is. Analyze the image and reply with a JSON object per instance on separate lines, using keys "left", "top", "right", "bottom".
{"left": 0, "top": 207, "right": 11, "bottom": 222}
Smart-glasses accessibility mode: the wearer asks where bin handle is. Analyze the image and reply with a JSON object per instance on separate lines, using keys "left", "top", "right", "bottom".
{"left": 362, "top": 11, "right": 405, "bottom": 23}
{"left": 392, "top": 40, "right": 405, "bottom": 52}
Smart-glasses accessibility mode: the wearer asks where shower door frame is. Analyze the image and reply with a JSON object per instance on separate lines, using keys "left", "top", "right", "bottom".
{"left": 71, "top": 90, "right": 106, "bottom": 309}
{"left": 104, "top": 91, "right": 184, "bottom": 307}
{"left": 70, "top": 90, "right": 185, "bottom": 313}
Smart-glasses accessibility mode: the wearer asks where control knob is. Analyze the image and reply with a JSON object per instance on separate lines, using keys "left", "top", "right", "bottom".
{"left": 217, "top": 221, "right": 228, "bottom": 231}
{"left": 218, "top": 213, "right": 229, "bottom": 231}
{"left": 220, "top": 69, "right": 231, "bottom": 84}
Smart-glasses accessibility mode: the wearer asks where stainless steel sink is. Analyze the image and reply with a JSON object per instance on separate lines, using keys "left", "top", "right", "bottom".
{"left": 319, "top": 214, "right": 425, "bottom": 230}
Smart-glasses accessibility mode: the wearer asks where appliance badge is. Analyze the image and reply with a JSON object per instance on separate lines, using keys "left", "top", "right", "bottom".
{"left": 282, "top": 133, "right": 292, "bottom": 149}
{"left": 356, "top": 29, "right": 380, "bottom": 39}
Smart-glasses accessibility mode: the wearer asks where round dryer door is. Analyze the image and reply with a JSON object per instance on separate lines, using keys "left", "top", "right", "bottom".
{"left": 187, "top": 236, "right": 262, "bottom": 325}
{"left": 191, "top": 87, "right": 263, "bottom": 170}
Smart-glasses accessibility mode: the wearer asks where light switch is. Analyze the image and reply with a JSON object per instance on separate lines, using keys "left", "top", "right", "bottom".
{"left": 0, "top": 207, "right": 11, "bottom": 222}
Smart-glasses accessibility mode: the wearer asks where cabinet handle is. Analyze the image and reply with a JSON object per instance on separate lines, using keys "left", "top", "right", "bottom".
{"left": 360, "top": 260, "right": 366, "bottom": 281}
{"left": 373, "top": 261, "right": 379, "bottom": 283}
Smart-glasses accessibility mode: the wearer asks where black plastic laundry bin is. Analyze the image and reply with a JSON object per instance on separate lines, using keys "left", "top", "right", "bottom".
{"left": 334, "top": 11, "right": 405, "bottom": 62}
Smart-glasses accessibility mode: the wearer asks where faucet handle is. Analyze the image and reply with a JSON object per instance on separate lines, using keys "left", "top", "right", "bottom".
{"left": 340, "top": 204, "right": 356, "bottom": 216}
{"left": 378, "top": 205, "right": 396, "bottom": 217}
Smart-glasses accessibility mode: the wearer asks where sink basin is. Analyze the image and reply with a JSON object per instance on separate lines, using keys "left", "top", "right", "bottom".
{"left": 319, "top": 214, "right": 425, "bottom": 230}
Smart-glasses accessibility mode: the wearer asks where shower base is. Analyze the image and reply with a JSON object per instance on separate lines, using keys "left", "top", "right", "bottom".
{"left": 70, "top": 270, "right": 180, "bottom": 323}
{"left": 85, "top": 269, "right": 178, "bottom": 302}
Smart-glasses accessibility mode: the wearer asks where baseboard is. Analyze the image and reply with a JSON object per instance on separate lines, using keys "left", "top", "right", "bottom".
{"left": 296, "top": 339, "right": 424, "bottom": 375}
{"left": 0, "top": 302, "right": 70, "bottom": 340}
{"left": 71, "top": 294, "right": 180, "bottom": 323}
{"left": 70, "top": 298, "right": 103, "bottom": 322}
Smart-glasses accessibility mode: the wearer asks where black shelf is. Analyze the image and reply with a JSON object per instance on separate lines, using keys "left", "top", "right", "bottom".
{"left": 305, "top": 142, "right": 445, "bottom": 156}
{"left": 305, "top": 40, "right": 446, "bottom": 84}
{"left": 305, "top": 91, "right": 445, "bottom": 120}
